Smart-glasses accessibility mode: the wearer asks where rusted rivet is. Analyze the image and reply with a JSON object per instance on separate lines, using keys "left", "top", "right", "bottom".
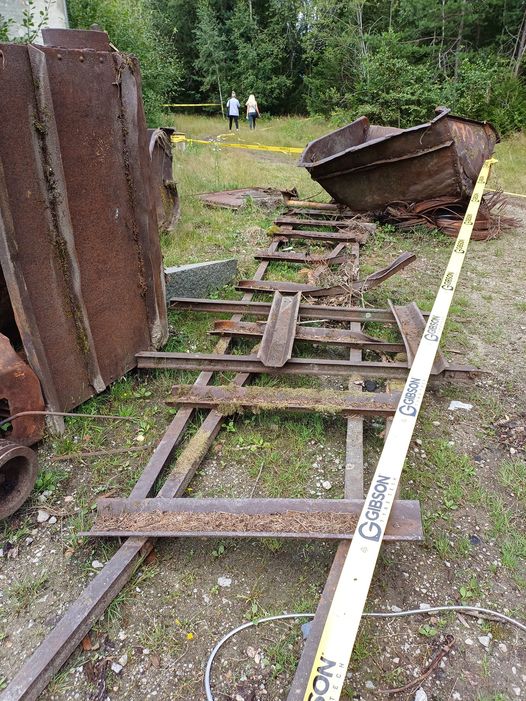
{"left": 79, "top": 55, "right": 85, "bottom": 62}
{"left": 57, "top": 53, "right": 62, "bottom": 60}
{"left": 99, "top": 57, "right": 104, "bottom": 63}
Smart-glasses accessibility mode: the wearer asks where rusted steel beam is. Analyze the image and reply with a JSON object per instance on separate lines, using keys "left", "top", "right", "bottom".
{"left": 362, "top": 252, "right": 416, "bottom": 290}
{"left": 254, "top": 242, "right": 349, "bottom": 265}
{"left": 257, "top": 292, "right": 301, "bottom": 367}
{"left": 391, "top": 301, "right": 447, "bottom": 374}
{"left": 137, "top": 351, "right": 477, "bottom": 381}
{"left": 169, "top": 384, "right": 400, "bottom": 416}
{"left": 288, "top": 240, "right": 366, "bottom": 699}
{"left": 86, "top": 497, "right": 423, "bottom": 541}
{"left": 236, "top": 280, "right": 350, "bottom": 296}
{"left": 210, "top": 320, "right": 404, "bottom": 352}
{"left": 169, "top": 298, "right": 402, "bottom": 323}
{"left": 275, "top": 217, "right": 355, "bottom": 228}
{"left": 270, "top": 229, "right": 368, "bottom": 244}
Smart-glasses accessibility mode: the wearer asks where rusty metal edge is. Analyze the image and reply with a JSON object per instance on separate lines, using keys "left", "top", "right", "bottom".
{"left": 27, "top": 45, "right": 106, "bottom": 395}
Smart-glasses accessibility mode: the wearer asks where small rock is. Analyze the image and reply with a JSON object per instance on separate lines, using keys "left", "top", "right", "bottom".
{"left": 432, "top": 420, "right": 440, "bottom": 426}
{"left": 365, "top": 680, "right": 375, "bottom": 689}
{"left": 469, "top": 534, "right": 481, "bottom": 545}
{"left": 37, "top": 510, "right": 50, "bottom": 523}
{"left": 218, "top": 576, "right": 232, "bottom": 588}
{"left": 510, "top": 447, "right": 517, "bottom": 455}
{"left": 118, "top": 654, "right": 128, "bottom": 667}
{"left": 64, "top": 495, "right": 74, "bottom": 503}
{"left": 48, "top": 516, "right": 57, "bottom": 525}
{"left": 498, "top": 642, "right": 508, "bottom": 653}
{"left": 391, "top": 605, "right": 402, "bottom": 612}
{"left": 322, "top": 480, "right": 332, "bottom": 491}
{"left": 419, "top": 603, "right": 431, "bottom": 610}
{"left": 235, "top": 695, "right": 245, "bottom": 701}
{"left": 117, "top": 630, "right": 127, "bottom": 641}
{"left": 465, "top": 638, "right": 474, "bottom": 646}
{"left": 91, "top": 560, "right": 104, "bottom": 569}
{"left": 415, "top": 439, "right": 423, "bottom": 446}
{"left": 414, "top": 689, "right": 427, "bottom": 701}
{"left": 254, "top": 653, "right": 261, "bottom": 664}
{"left": 448, "top": 400, "right": 473, "bottom": 411}
{"left": 478, "top": 635, "right": 491, "bottom": 648}
{"left": 452, "top": 693, "right": 461, "bottom": 701}
{"left": 111, "top": 662, "right": 123, "bottom": 674}
{"left": 246, "top": 646, "right": 256, "bottom": 658}
{"left": 512, "top": 688, "right": 521, "bottom": 697}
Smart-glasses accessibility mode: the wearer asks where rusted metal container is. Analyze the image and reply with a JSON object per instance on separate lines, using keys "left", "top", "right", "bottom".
{"left": 0, "top": 30, "right": 168, "bottom": 427}
{"left": 298, "top": 107, "right": 499, "bottom": 211}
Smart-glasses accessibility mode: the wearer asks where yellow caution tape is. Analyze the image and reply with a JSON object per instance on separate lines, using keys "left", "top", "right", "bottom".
{"left": 302, "top": 158, "right": 497, "bottom": 701}
{"left": 170, "top": 133, "right": 303, "bottom": 154}
{"left": 162, "top": 103, "right": 221, "bottom": 107}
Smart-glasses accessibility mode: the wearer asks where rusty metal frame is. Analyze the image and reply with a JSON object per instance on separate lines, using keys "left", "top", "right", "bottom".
{"left": 0, "top": 204, "right": 476, "bottom": 701}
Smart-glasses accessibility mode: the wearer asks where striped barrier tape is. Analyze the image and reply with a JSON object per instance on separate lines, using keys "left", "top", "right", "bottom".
{"left": 170, "top": 134, "right": 303, "bottom": 155}
{"left": 302, "top": 157, "right": 497, "bottom": 701}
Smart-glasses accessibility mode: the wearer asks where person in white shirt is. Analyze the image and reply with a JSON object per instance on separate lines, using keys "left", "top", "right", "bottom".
{"left": 226, "top": 91, "right": 240, "bottom": 131}
{"left": 246, "top": 94, "right": 260, "bottom": 130}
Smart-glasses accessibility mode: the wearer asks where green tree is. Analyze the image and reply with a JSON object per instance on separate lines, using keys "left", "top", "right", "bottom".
{"left": 193, "top": 0, "right": 228, "bottom": 112}
{"left": 69, "top": 0, "right": 181, "bottom": 124}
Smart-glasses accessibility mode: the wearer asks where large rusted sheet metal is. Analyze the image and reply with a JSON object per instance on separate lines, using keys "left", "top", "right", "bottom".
{"left": 0, "top": 32, "right": 167, "bottom": 417}
{"left": 299, "top": 107, "right": 499, "bottom": 211}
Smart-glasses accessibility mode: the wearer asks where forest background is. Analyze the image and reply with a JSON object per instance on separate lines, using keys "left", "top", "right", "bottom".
{"left": 6, "top": 0, "right": 526, "bottom": 135}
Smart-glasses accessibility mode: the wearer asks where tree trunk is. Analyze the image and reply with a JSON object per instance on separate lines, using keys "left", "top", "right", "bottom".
{"left": 454, "top": 0, "right": 466, "bottom": 79}
{"left": 512, "top": 6, "right": 526, "bottom": 77}
{"left": 216, "top": 64, "right": 224, "bottom": 117}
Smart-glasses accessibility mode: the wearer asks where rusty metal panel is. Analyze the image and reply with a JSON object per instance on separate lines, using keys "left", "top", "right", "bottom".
{"left": 299, "top": 108, "right": 499, "bottom": 211}
{"left": 0, "top": 35, "right": 167, "bottom": 414}
{"left": 169, "top": 383, "right": 400, "bottom": 415}
{"left": 257, "top": 292, "right": 300, "bottom": 367}
{"left": 88, "top": 496, "right": 424, "bottom": 541}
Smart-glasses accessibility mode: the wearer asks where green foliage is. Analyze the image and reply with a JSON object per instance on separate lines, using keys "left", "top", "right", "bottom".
{"left": 68, "top": 0, "right": 181, "bottom": 124}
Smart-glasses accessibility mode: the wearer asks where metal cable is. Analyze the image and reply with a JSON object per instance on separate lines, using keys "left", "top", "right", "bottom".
{"left": 204, "top": 605, "right": 526, "bottom": 701}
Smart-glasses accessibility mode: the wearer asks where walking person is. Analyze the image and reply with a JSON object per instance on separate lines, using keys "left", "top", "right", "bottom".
{"left": 226, "top": 91, "right": 240, "bottom": 131}
{"left": 246, "top": 94, "right": 260, "bottom": 129}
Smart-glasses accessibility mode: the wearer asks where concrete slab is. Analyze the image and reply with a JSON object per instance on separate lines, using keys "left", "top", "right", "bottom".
{"left": 165, "top": 259, "right": 237, "bottom": 300}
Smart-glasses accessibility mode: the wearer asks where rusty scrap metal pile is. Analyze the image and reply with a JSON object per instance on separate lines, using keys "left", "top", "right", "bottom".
{"left": 2, "top": 192, "right": 481, "bottom": 699}
{"left": 0, "top": 28, "right": 178, "bottom": 520}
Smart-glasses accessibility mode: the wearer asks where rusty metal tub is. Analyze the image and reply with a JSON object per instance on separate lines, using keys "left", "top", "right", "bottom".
{"left": 298, "top": 107, "right": 499, "bottom": 211}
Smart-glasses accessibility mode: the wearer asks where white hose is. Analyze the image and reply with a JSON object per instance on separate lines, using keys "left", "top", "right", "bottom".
{"left": 204, "top": 605, "right": 526, "bottom": 701}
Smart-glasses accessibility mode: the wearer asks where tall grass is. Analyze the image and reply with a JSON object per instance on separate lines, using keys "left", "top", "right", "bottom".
{"left": 492, "top": 132, "right": 526, "bottom": 196}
